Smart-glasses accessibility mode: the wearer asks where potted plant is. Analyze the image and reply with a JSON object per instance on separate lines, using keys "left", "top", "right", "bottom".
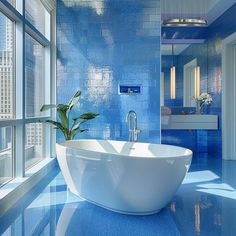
{"left": 40, "top": 91, "right": 99, "bottom": 140}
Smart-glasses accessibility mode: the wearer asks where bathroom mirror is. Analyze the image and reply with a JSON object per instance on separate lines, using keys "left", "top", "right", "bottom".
{"left": 161, "top": 43, "right": 208, "bottom": 111}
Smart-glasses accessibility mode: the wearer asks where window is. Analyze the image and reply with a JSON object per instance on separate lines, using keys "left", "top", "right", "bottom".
{"left": 0, "top": 12, "right": 14, "bottom": 120}
{"left": 6, "top": 0, "right": 14, "bottom": 7}
{"left": 0, "top": 1, "right": 54, "bottom": 187}
{"left": 0, "top": 127, "right": 13, "bottom": 185}
{"left": 25, "top": 34, "right": 46, "bottom": 118}
{"left": 25, "top": 0, "right": 48, "bottom": 36}
{"left": 25, "top": 123, "right": 44, "bottom": 170}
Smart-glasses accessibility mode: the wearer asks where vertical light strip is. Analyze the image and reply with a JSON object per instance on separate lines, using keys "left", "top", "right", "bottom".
{"left": 170, "top": 66, "right": 176, "bottom": 99}
{"left": 197, "top": 66, "right": 200, "bottom": 98}
{"left": 194, "top": 67, "right": 197, "bottom": 98}
{"left": 194, "top": 66, "right": 200, "bottom": 99}
{"left": 170, "top": 44, "right": 176, "bottom": 99}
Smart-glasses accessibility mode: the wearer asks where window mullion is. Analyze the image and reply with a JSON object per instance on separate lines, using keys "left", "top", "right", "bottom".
{"left": 24, "top": 117, "right": 51, "bottom": 124}
{"left": 0, "top": 0, "right": 23, "bottom": 23}
{"left": 14, "top": 0, "right": 25, "bottom": 177}
{"left": 50, "top": 8, "right": 56, "bottom": 158}
{"left": 25, "top": 21, "right": 50, "bottom": 47}
{"left": 44, "top": 45, "right": 51, "bottom": 158}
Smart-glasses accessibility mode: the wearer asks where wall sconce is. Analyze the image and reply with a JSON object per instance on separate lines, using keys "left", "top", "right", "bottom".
{"left": 170, "top": 66, "right": 176, "bottom": 99}
{"left": 194, "top": 66, "right": 200, "bottom": 99}
{"left": 170, "top": 44, "right": 176, "bottom": 99}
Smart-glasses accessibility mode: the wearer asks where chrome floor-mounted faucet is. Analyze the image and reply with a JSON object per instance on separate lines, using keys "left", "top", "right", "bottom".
{"left": 126, "top": 110, "right": 141, "bottom": 142}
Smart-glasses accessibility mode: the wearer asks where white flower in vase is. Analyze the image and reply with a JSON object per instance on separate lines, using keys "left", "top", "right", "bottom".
{"left": 196, "top": 93, "right": 212, "bottom": 113}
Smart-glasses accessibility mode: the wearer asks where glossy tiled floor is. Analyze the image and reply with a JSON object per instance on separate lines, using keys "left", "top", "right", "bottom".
{"left": 1, "top": 154, "right": 236, "bottom": 236}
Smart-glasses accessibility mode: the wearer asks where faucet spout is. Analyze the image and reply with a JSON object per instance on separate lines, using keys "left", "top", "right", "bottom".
{"left": 125, "top": 110, "right": 141, "bottom": 142}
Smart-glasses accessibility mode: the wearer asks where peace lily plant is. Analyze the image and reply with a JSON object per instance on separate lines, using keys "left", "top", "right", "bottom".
{"left": 40, "top": 91, "right": 99, "bottom": 140}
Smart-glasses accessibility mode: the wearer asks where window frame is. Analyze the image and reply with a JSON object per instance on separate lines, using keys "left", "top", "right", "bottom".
{"left": 0, "top": 0, "right": 55, "bottom": 182}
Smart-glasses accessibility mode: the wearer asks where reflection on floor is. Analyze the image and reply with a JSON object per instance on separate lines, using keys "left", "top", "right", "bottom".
{"left": 0, "top": 154, "right": 236, "bottom": 236}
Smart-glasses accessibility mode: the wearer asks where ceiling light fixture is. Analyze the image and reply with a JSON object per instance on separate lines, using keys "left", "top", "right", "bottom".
{"left": 161, "top": 0, "right": 208, "bottom": 27}
{"left": 162, "top": 18, "right": 207, "bottom": 27}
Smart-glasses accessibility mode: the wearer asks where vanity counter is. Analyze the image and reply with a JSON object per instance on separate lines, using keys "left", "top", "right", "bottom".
{"left": 161, "top": 114, "right": 218, "bottom": 130}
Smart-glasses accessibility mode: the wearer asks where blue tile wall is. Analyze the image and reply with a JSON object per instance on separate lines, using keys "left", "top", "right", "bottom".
{"left": 56, "top": 0, "right": 236, "bottom": 154}
{"left": 161, "top": 3, "right": 236, "bottom": 154}
{"left": 56, "top": 0, "right": 161, "bottom": 143}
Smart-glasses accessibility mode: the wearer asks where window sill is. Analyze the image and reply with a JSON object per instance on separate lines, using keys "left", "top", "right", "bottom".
{"left": 0, "top": 157, "right": 57, "bottom": 217}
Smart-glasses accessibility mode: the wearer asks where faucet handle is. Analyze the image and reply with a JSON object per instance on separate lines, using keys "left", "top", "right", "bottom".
{"left": 133, "top": 129, "right": 141, "bottom": 142}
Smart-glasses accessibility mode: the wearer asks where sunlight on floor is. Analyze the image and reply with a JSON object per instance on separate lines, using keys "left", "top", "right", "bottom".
{"left": 196, "top": 183, "right": 236, "bottom": 200}
{"left": 183, "top": 170, "right": 220, "bottom": 184}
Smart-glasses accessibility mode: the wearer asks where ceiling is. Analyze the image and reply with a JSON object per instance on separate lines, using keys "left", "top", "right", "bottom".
{"left": 161, "top": 44, "right": 190, "bottom": 55}
{"left": 161, "top": 0, "right": 236, "bottom": 25}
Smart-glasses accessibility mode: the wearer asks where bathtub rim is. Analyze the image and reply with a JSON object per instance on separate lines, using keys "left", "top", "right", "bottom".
{"left": 56, "top": 139, "right": 193, "bottom": 160}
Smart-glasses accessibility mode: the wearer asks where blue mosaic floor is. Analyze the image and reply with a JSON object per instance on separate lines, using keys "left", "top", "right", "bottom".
{"left": 0, "top": 154, "right": 236, "bottom": 236}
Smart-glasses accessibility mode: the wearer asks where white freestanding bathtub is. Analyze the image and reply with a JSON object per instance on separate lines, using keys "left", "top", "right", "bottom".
{"left": 56, "top": 139, "right": 192, "bottom": 215}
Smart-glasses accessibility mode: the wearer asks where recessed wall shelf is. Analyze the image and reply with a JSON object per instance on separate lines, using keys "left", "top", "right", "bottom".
{"left": 119, "top": 85, "right": 141, "bottom": 94}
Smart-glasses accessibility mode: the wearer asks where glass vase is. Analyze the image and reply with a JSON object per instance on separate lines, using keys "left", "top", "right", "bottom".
{"left": 196, "top": 101, "right": 202, "bottom": 114}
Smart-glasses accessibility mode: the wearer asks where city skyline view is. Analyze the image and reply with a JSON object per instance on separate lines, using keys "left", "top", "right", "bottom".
{"left": 0, "top": 8, "right": 45, "bottom": 184}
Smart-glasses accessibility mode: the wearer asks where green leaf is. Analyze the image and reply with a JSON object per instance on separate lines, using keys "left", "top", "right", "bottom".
{"left": 71, "top": 129, "right": 88, "bottom": 139}
{"left": 57, "top": 108, "right": 68, "bottom": 129}
{"left": 71, "top": 113, "right": 98, "bottom": 132}
{"left": 40, "top": 104, "right": 57, "bottom": 112}
{"left": 56, "top": 104, "right": 70, "bottom": 129}
{"left": 71, "top": 123, "right": 80, "bottom": 132}
{"left": 45, "top": 120, "right": 64, "bottom": 131}
{"left": 68, "top": 90, "right": 81, "bottom": 110}
{"left": 57, "top": 104, "right": 69, "bottom": 112}
{"left": 46, "top": 120, "right": 71, "bottom": 140}
{"left": 70, "top": 119, "right": 85, "bottom": 133}
{"left": 79, "top": 129, "right": 88, "bottom": 133}
{"left": 79, "top": 112, "right": 99, "bottom": 120}
{"left": 71, "top": 119, "right": 85, "bottom": 132}
{"left": 72, "top": 116, "right": 84, "bottom": 123}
